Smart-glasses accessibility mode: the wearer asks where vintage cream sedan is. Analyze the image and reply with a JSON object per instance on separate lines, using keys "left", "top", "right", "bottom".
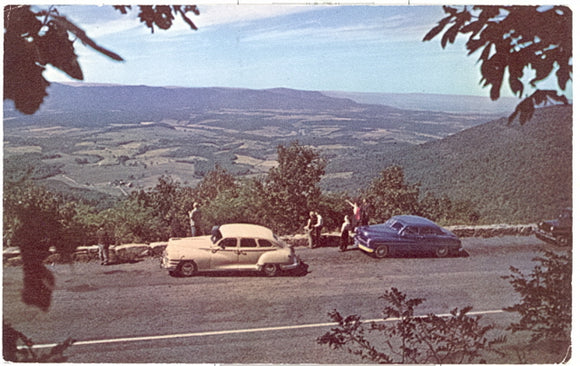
{"left": 162, "top": 223, "right": 304, "bottom": 277}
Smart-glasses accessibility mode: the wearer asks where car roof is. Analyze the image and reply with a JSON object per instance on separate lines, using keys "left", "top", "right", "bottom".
{"left": 219, "top": 223, "right": 276, "bottom": 240}
{"left": 392, "top": 215, "right": 440, "bottom": 228}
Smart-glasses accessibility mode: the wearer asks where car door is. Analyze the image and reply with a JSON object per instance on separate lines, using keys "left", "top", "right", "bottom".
{"left": 418, "top": 227, "right": 439, "bottom": 252}
{"left": 238, "top": 238, "right": 265, "bottom": 269}
{"left": 210, "top": 237, "right": 239, "bottom": 270}
{"left": 399, "top": 225, "right": 423, "bottom": 253}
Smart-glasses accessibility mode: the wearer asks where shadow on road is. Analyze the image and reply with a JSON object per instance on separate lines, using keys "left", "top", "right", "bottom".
{"left": 358, "top": 249, "right": 470, "bottom": 259}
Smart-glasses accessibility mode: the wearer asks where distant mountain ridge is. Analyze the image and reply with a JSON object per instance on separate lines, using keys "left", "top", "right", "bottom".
{"left": 3, "top": 83, "right": 570, "bottom": 224}
{"left": 323, "top": 90, "right": 520, "bottom": 114}
{"left": 4, "top": 83, "right": 395, "bottom": 119}
{"left": 4, "top": 83, "right": 514, "bottom": 119}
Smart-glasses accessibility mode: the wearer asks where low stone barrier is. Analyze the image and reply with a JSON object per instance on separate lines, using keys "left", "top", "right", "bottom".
{"left": 150, "top": 242, "right": 169, "bottom": 257}
{"left": 446, "top": 224, "right": 535, "bottom": 238}
{"left": 2, "top": 224, "right": 538, "bottom": 265}
{"left": 114, "top": 244, "right": 151, "bottom": 262}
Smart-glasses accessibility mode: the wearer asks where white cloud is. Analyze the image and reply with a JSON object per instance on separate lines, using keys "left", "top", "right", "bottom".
{"left": 196, "top": 5, "right": 321, "bottom": 28}
{"left": 240, "top": 13, "right": 434, "bottom": 45}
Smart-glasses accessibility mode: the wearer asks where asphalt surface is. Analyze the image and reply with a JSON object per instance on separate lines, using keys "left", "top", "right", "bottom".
{"left": 3, "top": 235, "right": 567, "bottom": 363}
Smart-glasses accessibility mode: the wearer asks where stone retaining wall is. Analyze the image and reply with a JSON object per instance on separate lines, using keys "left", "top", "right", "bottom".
{"left": 446, "top": 224, "right": 535, "bottom": 238}
{"left": 3, "top": 224, "right": 537, "bottom": 265}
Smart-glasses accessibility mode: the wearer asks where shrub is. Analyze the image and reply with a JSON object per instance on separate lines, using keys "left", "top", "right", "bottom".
{"left": 502, "top": 249, "right": 572, "bottom": 342}
{"left": 3, "top": 322, "right": 74, "bottom": 362}
{"left": 318, "top": 287, "right": 503, "bottom": 363}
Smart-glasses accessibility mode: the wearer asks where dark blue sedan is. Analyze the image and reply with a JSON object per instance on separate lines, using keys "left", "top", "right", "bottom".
{"left": 354, "top": 215, "right": 462, "bottom": 258}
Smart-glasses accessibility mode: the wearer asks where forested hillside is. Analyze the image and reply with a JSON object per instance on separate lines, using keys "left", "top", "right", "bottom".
{"left": 372, "top": 105, "right": 572, "bottom": 223}
{"left": 3, "top": 84, "right": 572, "bottom": 225}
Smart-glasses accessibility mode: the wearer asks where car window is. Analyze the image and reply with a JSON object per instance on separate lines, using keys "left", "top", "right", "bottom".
{"left": 420, "top": 227, "right": 442, "bottom": 235}
{"left": 240, "top": 238, "right": 258, "bottom": 248}
{"left": 403, "top": 226, "right": 419, "bottom": 235}
{"left": 390, "top": 221, "right": 403, "bottom": 231}
{"left": 258, "top": 239, "right": 274, "bottom": 247}
{"left": 220, "top": 238, "right": 237, "bottom": 248}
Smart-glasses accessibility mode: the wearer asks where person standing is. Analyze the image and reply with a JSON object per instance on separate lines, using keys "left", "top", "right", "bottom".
{"left": 360, "top": 198, "right": 371, "bottom": 226}
{"left": 305, "top": 212, "right": 316, "bottom": 249}
{"left": 97, "top": 226, "right": 109, "bottom": 265}
{"left": 313, "top": 211, "right": 323, "bottom": 247}
{"left": 305, "top": 211, "right": 323, "bottom": 249}
{"left": 188, "top": 202, "right": 202, "bottom": 237}
{"left": 339, "top": 215, "right": 351, "bottom": 252}
{"left": 346, "top": 199, "right": 361, "bottom": 228}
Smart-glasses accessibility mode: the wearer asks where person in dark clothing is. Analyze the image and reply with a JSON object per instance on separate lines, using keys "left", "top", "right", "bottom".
{"left": 188, "top": 202, "right": 202, "bottom": 237}
{"left": 97, "top": 226, "right": 109, "bottom": 265}
{"left": 339, "top": 215, "right": 351, "bottom": 252}
{"left": 360, "top": 198, "right": 371, "bottom": 226}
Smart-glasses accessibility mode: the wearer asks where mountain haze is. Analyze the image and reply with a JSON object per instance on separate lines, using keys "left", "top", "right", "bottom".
{"left": 3, "top": 83, "right": 571, "bottom": 223}
{"left": 323, "top": 90, "right": 520, "bottom": 115}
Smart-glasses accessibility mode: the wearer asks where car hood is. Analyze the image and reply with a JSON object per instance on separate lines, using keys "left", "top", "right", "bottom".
{"left": 357, "top": 224, "right": 399, "bottom": 237}
{"left": 167, "top": 236, "right": 212, "bottom": 249}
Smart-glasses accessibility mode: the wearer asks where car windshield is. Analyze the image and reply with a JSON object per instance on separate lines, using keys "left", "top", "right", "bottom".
{"left": 386, "top": 218, "right": 404, "bottom": 232}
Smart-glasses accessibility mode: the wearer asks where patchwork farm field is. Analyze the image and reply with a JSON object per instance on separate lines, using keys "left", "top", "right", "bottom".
{"left": 4, "top": 85, "right": 494, "bottom": 200}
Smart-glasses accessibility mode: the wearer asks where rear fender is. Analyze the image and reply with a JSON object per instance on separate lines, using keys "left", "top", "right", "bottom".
{"left": 257, "top": 249, "right": 292, "bottom": 266}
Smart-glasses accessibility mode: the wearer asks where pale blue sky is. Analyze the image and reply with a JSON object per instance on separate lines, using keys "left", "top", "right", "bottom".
{"left": 41, "top": 4, "right": 572, "bottom": 98}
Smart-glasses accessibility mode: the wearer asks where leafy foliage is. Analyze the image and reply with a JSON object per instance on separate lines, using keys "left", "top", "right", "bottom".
{"left": 502, "top": 249, "right": 572, "bottom": 343}
{"left": 363, "top": 165, "right": 480, "bottom": 225}
{"left": 114, "top": 5, "right": 199, "bottom": 32}
{"left": 3, "top": 178, "right": 83, "bottom": 310}
{"left": 318, "top": 287, "right": 503, "bottom": 363}
{"left": 264, "top": 141, "right": 326, "bottom": 234}
{"left": 363, "top": 165, "right": 421, "bottom": 221}
{"left": 424, "top": 6, "right": 571, "bottom": 124}
{"left": 3, "top": 322, "right": 74, "bottom": 362}
{"left": 3, "top": 5, "right": 199, "bottom": 115}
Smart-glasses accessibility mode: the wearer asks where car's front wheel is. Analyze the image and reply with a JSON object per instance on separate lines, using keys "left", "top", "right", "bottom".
{"left": 178, "top": 261, "right": 197, "bottom": 277}
{"left": 262, "top": 263, "right": 279, "bottom": 277}
{"left": 435, "top": 246, "right": 449, "bottom": 258}
{"left": 375, "top": 245, "right": 388, "bottom": 258}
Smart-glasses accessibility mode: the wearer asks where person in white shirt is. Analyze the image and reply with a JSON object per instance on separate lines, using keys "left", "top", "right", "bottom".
{"left": 340, "top": 215, "right": 351, "bottom": 252}
{"left": 305, "top": 211, "right": 323, "bottom": 248}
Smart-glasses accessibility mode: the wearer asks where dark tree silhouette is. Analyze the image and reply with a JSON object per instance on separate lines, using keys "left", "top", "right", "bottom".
{"left": 4, "top": 5, "right": 199, "bottom": 115}
{"left": 423, "top": 5, "right": 571, "bottom": 124}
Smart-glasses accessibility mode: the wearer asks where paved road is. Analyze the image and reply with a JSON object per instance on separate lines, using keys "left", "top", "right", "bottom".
{"left": 3, "top": 235, "right": 555, "bottom": 363}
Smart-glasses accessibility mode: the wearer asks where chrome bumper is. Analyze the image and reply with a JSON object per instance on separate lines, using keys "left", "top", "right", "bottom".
{"left": 355, "top": 237, "right": 375, "bottom": 253}
{"left": 279, "top": 256, "right": 302, "bottom": 271}
{"left": 161, "top": 255, "right": 179, "bottom": 271}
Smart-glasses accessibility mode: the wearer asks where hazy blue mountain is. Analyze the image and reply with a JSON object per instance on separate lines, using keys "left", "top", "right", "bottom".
{"left": 323, "top": 90, "right": 520, "bottom": 114}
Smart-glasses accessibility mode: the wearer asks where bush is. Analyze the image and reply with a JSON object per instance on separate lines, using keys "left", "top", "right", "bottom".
{"left": 502, "top": 249, "right": 572, "bottom": 342}
{"left": 3, "top": 322, "right": 74, "bottom": 362}
{"left": 318, "top": 287, "right": 503, "bottom": 363}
